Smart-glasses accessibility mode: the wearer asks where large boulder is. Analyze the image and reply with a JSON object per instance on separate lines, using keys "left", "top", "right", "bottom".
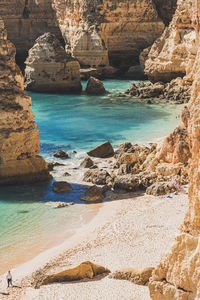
{"left": 80, "top": 157, "right": 94, "bottom": 168}
{"left": 53, "top": 150, "right": 69, "bottom": 159}
{"left": 111, "top": 267, "right": 154, "bottom": 285}
{"left": 40, "top": 261, "right": 110, "bottom": 287}
{"left": 24, "top": 33, "right": 82, "bottom": 93}
{"left": 83, "top": 169, "right": 111, "bottom": 185}
{"left": 80, "top": 185, "right": 103, "bottom": 202}
{"left": 86, "top": 77, "right": 106, "bottom": 95}
{"left": 52, "top": 181, "right": 72, "bottom": 193}
{"left": 113, "top": 175, "right": 140, "bottom": 192}
{"left": 146, "top": 181, "right": 176, "bottom": 196}
{"left": 87, "top": 142, "right": 114, "bottom": 158}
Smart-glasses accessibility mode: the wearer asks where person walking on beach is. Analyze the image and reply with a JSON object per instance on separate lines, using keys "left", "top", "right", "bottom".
{"left": 6, "top": 271, "right": 12, "bottom": 288}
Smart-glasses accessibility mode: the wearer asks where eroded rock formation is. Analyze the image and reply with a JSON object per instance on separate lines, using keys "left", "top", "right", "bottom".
{"left": 24, "top": 33, "right": 82, "bottom": 93}
{"left": 152, "top": 0, "right": 177, "bottom": 26}
{"left": 52, "top": 0, "right": 165, "bottom": 77}
{"left": 149, "top": 0, "right": 200, "bottom": 298}
{"left": 0, "top": 0, "right": 63, "bottom": 68}
{"left": 0, "top": 19, "right": 50, "bottom": 184}
{"left": 145, "top": 0, "right": 195, "bottom": 83}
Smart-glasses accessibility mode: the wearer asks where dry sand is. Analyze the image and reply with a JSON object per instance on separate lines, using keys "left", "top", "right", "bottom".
{"left": 0, "top": 189, "right": 188, "bottom": 300}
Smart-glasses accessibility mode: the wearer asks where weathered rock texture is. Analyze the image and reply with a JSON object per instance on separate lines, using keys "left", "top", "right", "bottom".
{"left": 52, "top": 0, "right": 165, "bottom": 76}
{"left": 0, "top": 0, "right": 63, "bottom": 68}
{"left": 126, "top": 77, "right": 191, "bottom": 103}
{"left": 145, "top": 0, "right": 196, "bottom": 83}
{"left": 0, "top": 19, "right": 50, "bottom": 185}
{"left": 149, "top": 1, "right": 200, "bottom": 298}
{"left": 152, "top": 0, "right": 177, "bottom": 26}
{"left": 24, "top": 33, "right": 81, "bottom": 93}
{"left": 32, "top": 261, "right": 110, "bottom": 288}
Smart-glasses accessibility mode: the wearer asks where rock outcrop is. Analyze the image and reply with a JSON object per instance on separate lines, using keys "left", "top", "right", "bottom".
{"left": 0, "top": 0, "right": 63, "bottom": 68}
{"left": 24, "top": 33, "right": 82, "bottom": 93}
{"left": 87, "top": 141, "right": 114, "bottom": 158}
{"left": 52, "top": 0, "right": 165, "bottom": 77}
{"left": 86, "top": 77, "right": 106, "bottom": 95}
{"left": 111, "top": 267, "right": 154, "bottom": 286}
{"left": 145, "top": 0, "right": 196, "bottom": 83}
{"left": 52, "top": 181, "right": 72, "bottom": 193}
{"left": 0, "top": 19, "right": 50, "bottom": 185}
{"left": 149, "top": 1, "right": 200, "bottom": 298}
{"left": 80, "top": 185, "right": 103, "bottom": 202}
{"left": 33, "top": 261, "right": 110, "bottom": 288}
{"left": 152, "top": 0, "right": 177, "bottom": 26}
{"left": 126, "top": 77, "right": 191, "bottom": 103}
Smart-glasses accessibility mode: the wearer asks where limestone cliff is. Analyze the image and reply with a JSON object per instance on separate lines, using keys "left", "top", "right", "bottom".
{"left": 145, "top": 0, "right": 196, "bottom": 83}
{"left": 152, "top": 0, "right": 177, "bottom": 26}
{"left": 149, "top": 1, "right": 200, "bottom": 298}
{"left": 0, "top": 19, "right": 50, "bottom": 184}
{"left": 52, "top": 0, "right": 165, "bottom": 76}
{"left": 0, "top": 0, "right": 63, "bottom": 68}
{"left": 24, "top": 33, "right": 82, "bottom": 93}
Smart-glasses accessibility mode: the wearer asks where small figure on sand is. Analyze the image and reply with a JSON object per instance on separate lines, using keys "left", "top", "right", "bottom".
{"left": 6, "top": 271, "right": 12, "bottom": 288}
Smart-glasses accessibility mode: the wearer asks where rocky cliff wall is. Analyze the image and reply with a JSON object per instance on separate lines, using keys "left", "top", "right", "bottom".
{"left": 152, "top": 0, "right": 177, "bottom": 26}
{"left": 52, "top": 0, "right": 165, "bottom": 74}
{"left": 149, "top": 0, "right": 200, "bottom": 298}
{"left": 0, "top": 18, "right": 50, "bottom": 184}
{"left": 0, "top": 0, "right": 63, "bottom": 68}
{"left": 145, "top": 0, "right": 196, "bottom": 83}
{"left": 24, "top": 32, "right": 82, "bottom": 92}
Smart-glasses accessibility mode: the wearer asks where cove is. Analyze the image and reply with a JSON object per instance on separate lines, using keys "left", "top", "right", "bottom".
{"left": 0, "top": 80, "right": 182, "bottom": 275}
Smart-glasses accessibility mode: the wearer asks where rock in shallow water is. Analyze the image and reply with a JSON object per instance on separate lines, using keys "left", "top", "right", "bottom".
{"left": 24, "top": 32, "right": 82, "bottom": 93}
{"left": 86, "top": 76, "right": 106, "bottom": 95}
{"left": 87, "top": 141, "right": 114, "bottom": 158}
{"left": 53, "top": 150, "right": 69, "bottom": 159}
{"left": 45, "top": 202, "right": 74, "bottom": 208}
{"left": 52, "top": 181, "right": 72, "bottom": 193}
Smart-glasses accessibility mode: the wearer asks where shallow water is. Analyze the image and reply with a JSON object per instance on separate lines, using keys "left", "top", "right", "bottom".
{"left": 0, "top": 80, "right": 182, "bottom": 274}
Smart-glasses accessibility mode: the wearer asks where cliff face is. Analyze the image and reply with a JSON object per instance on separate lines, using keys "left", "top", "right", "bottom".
{"left": 52, "top": 0, "right": 165, "bottom": 74}
{"left": 0, "top": 19, "right": 50, "bottom": 184}
{"left": 145, "top": 0, "right": 196, "bottom": 83}
{"left": 0, "top": 0, "right": 63, "bottom": 68}
{"left": 24, "top": 33, "right": 82, "bottom": 93}
{"left": 149, "top": 1, "right": 200, "bottom": 298}
{"left": 152, "top": 0, "right": 177, "bottom": 26}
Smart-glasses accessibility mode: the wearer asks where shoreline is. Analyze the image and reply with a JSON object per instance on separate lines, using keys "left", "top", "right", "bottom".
{"left": 0, "top": 188, "right": 188, "bottom": 299}
{"left": 0, "top": 193, "right": 121, "bottom": 288}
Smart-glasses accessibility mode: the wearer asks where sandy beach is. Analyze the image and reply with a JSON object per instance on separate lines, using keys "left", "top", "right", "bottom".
{"left": 0, "top": 188, "right": 188, "bottom": 300}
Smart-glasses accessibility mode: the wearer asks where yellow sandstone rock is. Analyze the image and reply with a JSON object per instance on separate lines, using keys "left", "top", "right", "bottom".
{"left": 0, "top": 19, "right": 50, "bottom": 185}
{"left": 111, "top": 267, "right": 154, "bottom": 286}
{"left": 149, "top": 0, "right": 200, "bottom": 298}
{"left": 40, "top": 261, "right": 110, "bottom": 287}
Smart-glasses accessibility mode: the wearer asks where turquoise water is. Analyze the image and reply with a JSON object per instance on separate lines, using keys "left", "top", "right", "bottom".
{"left": 0, "top": 80, "right": 182, "bottom": 274}
{"left": 32, "top": 80, "right": 182, "bottom": 157}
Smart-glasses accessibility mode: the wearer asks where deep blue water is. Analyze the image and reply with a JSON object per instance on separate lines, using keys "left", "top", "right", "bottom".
{"left": 0, "top": 80, "right": 182, "bottom": 274}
